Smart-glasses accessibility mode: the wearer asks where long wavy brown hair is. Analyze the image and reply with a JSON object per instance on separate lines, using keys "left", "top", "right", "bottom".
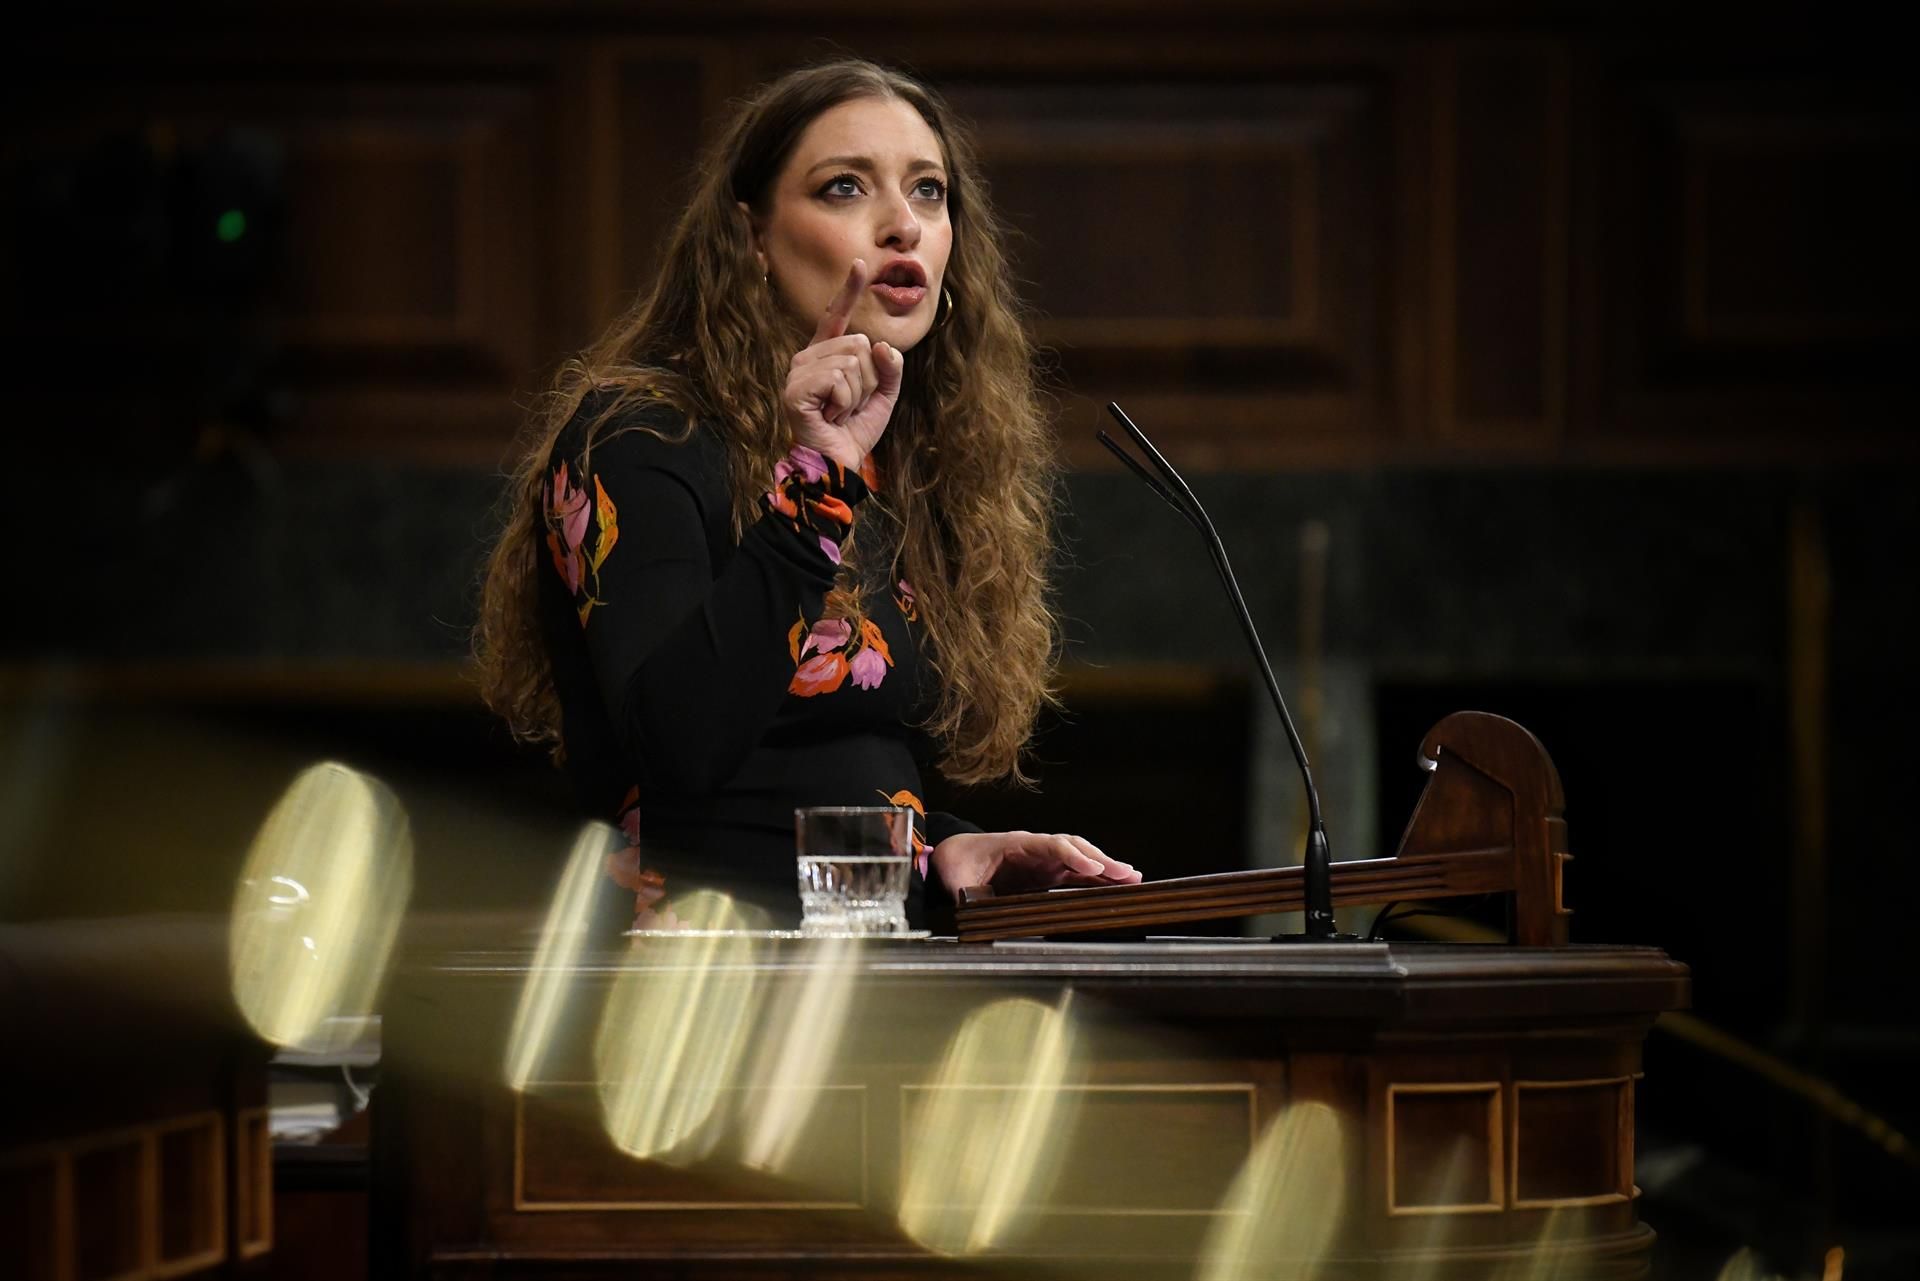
{"left": 473, "top": 58, "right": 1058, "bottom": 786}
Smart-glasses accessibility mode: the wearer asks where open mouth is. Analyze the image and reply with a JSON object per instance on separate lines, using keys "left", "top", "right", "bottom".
{"left": 876, "top": 261, "right": 926, "bottom": 288}
{"left": 870, "top": 261, "right": 928, "bottom": 311}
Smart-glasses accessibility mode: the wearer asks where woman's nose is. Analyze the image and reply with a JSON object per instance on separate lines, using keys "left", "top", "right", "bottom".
{"left": 877, "top": 193, "right": 921, "bottom": 249}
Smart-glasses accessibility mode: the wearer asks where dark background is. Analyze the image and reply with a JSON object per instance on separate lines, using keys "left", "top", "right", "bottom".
{"left": 3, "top": 3, "right": 1915, "bottom": 1277}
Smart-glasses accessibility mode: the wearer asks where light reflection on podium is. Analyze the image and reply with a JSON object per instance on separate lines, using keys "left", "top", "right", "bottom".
{"left": 504, "top": 822, "right": 620, "bottom": 1093}
{"left": 737, "top": 934, "right": 862, "bottom": 1178}
{"left": 593, "top": 891, "right": 768, "bottom": 1163}
{"left": 1194, "top": 1100, "right": 1349, "bottom": 1281}
{"left": 898, "top": 993, "right": 1082, "bottom": 1256}
{"left": 227, "top": 761, "right": 412, "bottom": 1055}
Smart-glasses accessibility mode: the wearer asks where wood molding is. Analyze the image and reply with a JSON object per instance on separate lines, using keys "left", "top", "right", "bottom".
{"left": 234, "top": 1107, "right": 274, "bottom": 1261}
{"left": 1384, "top": 1081, "right": 1505, "bottom": 1216}
{"left": 1509, "top": 1076, "right": 1636, "bottom": 1210}
{"left": 1429, "top": 40, "right": 1570, "bottom": 448}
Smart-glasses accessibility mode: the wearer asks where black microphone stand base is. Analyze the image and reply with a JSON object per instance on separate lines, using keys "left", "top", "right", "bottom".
{"left": 1268, "top": 826, "right": 1362, "bottom": 942}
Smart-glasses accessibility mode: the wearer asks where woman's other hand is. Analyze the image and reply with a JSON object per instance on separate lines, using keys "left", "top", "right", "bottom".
{"left": 784, "top": 258, "right": 905, "bottom": 469}
{"left": 928, "top": 831, "right": 1143, "bottom": 899}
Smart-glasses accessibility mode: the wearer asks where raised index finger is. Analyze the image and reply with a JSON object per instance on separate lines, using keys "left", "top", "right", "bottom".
{"left": 812, "top": 258, "right": 868, "bottom": 343}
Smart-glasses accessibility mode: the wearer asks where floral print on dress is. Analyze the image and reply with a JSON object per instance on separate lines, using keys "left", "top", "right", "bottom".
{"left": 546, "top": 463, "right": 588, "bottom": 592}
{"left": 851, "top": 618, "right": 892, "bottom": 689}
{"left": 765, "top": 445, "right": 860, "bottom": 564}
{"left": 544, "top": 460, "right": 620, "bottom": 627}
{"left": 894, "top": 579, "right": 918, "bottom": 622}
{"left": 787, "top": 608, "right": 893, "bottom": 696}
{"left": 876, "top": 788, "right": 931, "bottom": 876}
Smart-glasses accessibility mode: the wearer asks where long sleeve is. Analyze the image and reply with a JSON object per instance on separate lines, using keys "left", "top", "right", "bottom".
{"left": 925, "top": 811, "right": 982, "bottom": 847}
{"left": 541, "top": 399, "right": 869, "bottom": 799}
{"left": 917, "top": 809, "right": 982, "bottom": 935}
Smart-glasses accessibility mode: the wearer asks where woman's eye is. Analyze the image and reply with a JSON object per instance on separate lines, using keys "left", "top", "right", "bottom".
{"left": 912, "top": 177, "right": 947, "bottom": 202}
{"left": 819, "top": 174, "right": 863, "bottom": 199}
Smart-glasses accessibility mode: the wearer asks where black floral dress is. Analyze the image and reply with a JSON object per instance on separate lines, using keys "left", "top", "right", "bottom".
{"left": 536, "top": 390, "right": 977, "bottom": 929}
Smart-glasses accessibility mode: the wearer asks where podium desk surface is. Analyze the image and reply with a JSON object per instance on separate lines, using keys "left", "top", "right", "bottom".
{"left": 411, "top": 937, "right": 1689, "bottom": 1027}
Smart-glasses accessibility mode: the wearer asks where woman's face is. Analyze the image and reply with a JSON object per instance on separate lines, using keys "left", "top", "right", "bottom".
{"left": 748, "top": 95, "right": 953, "bottom": 352}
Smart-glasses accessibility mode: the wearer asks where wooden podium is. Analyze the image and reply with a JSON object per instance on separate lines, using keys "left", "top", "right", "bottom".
{"left": 375, "top": 939, "right": 1686, "bottom": 1279}
{"left": 372, "top": 714, "right": 1690, "bottom": 1279}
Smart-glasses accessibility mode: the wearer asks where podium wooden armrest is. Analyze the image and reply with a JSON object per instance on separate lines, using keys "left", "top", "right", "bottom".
{"left": 958, "top": 710, "right": 1573, "bottom": 944}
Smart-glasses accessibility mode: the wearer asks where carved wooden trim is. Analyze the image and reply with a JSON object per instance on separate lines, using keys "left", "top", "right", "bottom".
{"left": 149, "top": 1111, "right": 225, "bottom": 1279}
{"left": 7, "top": 1111, "right": 243, "bottom": 1281}
{"left": 511, "top": 1087, "right": 869, "bottom": 1211}
{"left": 57, "top": 1149, "right": 76, "bottom": 1281}
{"left": 898, "top": 1083, "right": 1259, "bottom": 1217}
{"left": 0, "top": 1144, "right": 77, "bottom": 1281}
{"left": 1510, "top": 1076, "right": 1635, "bottom": 1209}
{"left": 1384, "top": 1081, "right": 1505, "bottom": 1216}
{"left": 233, "top": 1106, "right": 273, "bottom": 1260}
{"left": 65, "top": 1123, "right": 158, "bottom": 1281}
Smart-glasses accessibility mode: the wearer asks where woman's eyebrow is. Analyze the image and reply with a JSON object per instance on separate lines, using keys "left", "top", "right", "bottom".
{"left": 807, "top": 154, "right": 947, "bottom": 176}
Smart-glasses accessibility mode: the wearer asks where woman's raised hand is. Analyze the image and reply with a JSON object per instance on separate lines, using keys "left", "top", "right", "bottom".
{"left": 783, "top": 259, "right": 905, "bottom": 470}
{"left": 928, "top": 831, "right": 1143, "bottom": 899}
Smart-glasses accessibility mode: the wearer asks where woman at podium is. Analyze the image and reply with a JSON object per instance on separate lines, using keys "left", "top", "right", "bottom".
{"left": 474, "top": 59, "right": 1139, "bottom": 928}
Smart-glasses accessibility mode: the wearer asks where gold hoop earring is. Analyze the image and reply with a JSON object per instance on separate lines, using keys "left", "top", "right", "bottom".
{"left": 933, "top": 286, "right": 955, "bottom": 331}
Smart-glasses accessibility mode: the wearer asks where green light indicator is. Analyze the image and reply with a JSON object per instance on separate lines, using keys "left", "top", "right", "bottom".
{"left": 216, "top": 209, "right": 248, "bottom": 243}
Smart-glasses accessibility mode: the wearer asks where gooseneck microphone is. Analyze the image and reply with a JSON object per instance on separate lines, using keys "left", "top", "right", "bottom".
{"left": 1097, "top": 402, "right": 1353, "bottom": 942}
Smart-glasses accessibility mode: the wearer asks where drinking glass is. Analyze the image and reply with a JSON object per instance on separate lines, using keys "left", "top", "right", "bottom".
{"left": 795, "top": 806, "right": 915, "bottom": 935}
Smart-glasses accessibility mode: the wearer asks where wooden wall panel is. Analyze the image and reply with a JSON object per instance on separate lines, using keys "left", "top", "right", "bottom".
{"left": 1680, "top": 115, "right": 1917, "bottom": 344}
{"left": 268, "top": 77, "right": 551, "bottom": 455}
{"left": 1592, "top": 69, "right": 1919, "bottom": 451}
{"left": 5, "top": 58, "right": 564, "bottom": 461}
{"left": 8, "top": 12, "right": 1913, "bottom": 467}
{"left": 279, "top": 124, "right": 462, "bottom": 345}
{"left": 600, "top": 50, "right": 730, "bottom": 331}
{"left": 944, "top": 74, "right": 1396, "bottom": 459}
{"left": 1430, "top": 43, "right": 1569, "bottom": 447}
{"left": 276, "top": 85, "right": 540, "bottom": 360}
